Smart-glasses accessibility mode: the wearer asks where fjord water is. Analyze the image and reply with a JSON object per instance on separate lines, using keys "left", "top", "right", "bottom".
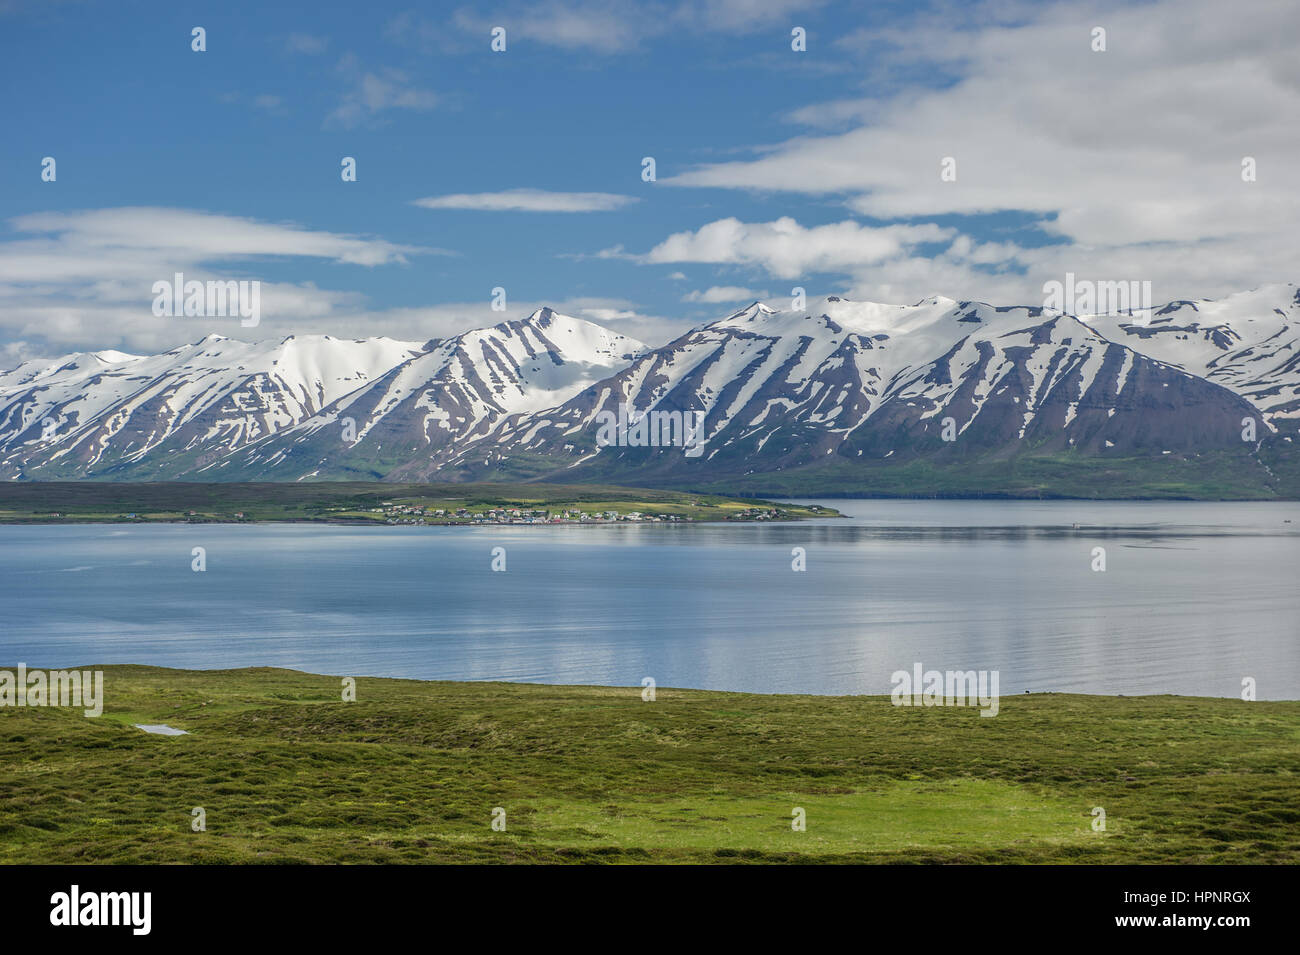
{"left": 2, "top": 500, "right": 1297, "bottom": 699}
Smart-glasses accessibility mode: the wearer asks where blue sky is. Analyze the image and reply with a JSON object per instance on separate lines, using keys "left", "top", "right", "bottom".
{"left": 1, "top": 0, "right": 1296, "bottom": 359}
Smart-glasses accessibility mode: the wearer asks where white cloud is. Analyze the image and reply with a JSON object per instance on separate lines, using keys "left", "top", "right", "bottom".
{"left": 0, "top": 339, "right": 41, "bottom": 368}
{"left": 327, "top": 56, "right": 439, "bottom": 128}
{"left": 413, "top": 189, "right": 637, "bottom": 213}
{"left": 0, "top": 208, "right": 701, "bottom": 357}
{"left": 578, "top": 306, "right": 638, "bottom": 321}
{"left": 642, "top": 217, "right": 953, "bottom": 279}
{"left": 3, "top": 208, "right": 432, "bottom": 279}
{"left": 782, "top": 98, "right": 876, "bottom": 129}
{"left": 0, "top": 208, "right": 448, "bottom": 354}
{"left": 682, "top": 285, "right": 767, "bottom": 303}
{"left": 658, "top": 0, "right": 1300, "bottom": 302}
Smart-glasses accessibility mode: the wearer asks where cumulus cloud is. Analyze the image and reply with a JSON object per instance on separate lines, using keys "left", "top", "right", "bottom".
{"left": 659, "top": 0, "right": 1300, "bottom": 302}
{"left": 577, "top": 306, "right": 639, "bottom": 321}
{"left": 682, "top": 285, "right": 767, "bottom": 303}
{"left": 413, "top": 189, "right": 637, "bottom": 213}
{"left": 641, "top": 217, "right": 952, "bottom": 279}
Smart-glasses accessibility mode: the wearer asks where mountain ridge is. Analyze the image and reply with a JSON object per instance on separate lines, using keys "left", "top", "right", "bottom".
{"left": 4, "top": 287, "right": 1298, "bottom": 496}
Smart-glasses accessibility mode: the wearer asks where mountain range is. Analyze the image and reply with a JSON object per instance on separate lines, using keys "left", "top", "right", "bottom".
{"left": 4, "top": 286, "right": 1298, "bottom": 497}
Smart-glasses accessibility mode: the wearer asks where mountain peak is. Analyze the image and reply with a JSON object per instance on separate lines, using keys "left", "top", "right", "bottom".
{"left": 91, "top": 349, "right": 142, "bottom": 364}
{"left": 718, "top": 301, "right": 777, "bottom": 325}
{"left": 524, "top": 306, "right": 557, "bottom": 327}
{"left": 7, "top": 286, "right": 1296, "bottom": 485}
{"left": 914, "top": 294, "right": 957, "bottom": 307}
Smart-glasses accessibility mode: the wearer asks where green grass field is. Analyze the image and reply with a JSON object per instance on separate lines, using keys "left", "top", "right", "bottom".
{"left": 1, "top": 666, "right": 1296, "bottom": 864}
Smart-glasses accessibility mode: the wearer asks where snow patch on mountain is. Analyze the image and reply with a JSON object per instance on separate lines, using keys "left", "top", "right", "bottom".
{"left": 1080, "top": 284, "right": 1300, "bottom": 426}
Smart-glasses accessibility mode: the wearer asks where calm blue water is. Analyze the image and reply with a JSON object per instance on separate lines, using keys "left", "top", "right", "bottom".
{"left": 2, "top": 500, "right": 1298, "bottom": 698}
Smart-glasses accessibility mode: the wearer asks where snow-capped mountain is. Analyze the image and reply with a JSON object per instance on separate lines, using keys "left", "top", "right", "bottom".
{"left": 0, "top": 334, "right": 423, "bottom": 479}
{"left": 0, "top": 350, "right": 145, "bottom": 391}
{"left": 430, "top": 294, "right": 1270, "bottom": 486}
{"left": 199, "top": 308, "right": 646, "bottom": 480}
{"left": 1080, "top": 284, "right": 1300, "bottom": 429}
{"left": 1, "top": 287, "right": 1294, "bottom": 489}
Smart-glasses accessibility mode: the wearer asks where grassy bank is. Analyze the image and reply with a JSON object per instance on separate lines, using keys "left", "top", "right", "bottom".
{"left": 691, "top": 445, "right": 1300, "bottom": 500}
{"left": 1, "top": 666, "right": 1296, "bottom": 864}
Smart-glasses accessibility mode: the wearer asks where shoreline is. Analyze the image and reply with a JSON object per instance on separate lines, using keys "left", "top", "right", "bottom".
{"left": 0, "top": 514, "right": 833, "bottom": 526}
{"left": 7, "top": 663, "right": 1294, "bottom": 703}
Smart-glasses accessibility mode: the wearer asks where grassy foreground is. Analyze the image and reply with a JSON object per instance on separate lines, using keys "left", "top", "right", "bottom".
{"left": 1, "top": 666, "right": 1297, "bottom": 864}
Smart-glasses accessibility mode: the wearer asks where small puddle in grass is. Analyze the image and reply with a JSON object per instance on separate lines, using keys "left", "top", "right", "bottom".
{"left": 134, "top": 724, "right": 188, "bottom": 736}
